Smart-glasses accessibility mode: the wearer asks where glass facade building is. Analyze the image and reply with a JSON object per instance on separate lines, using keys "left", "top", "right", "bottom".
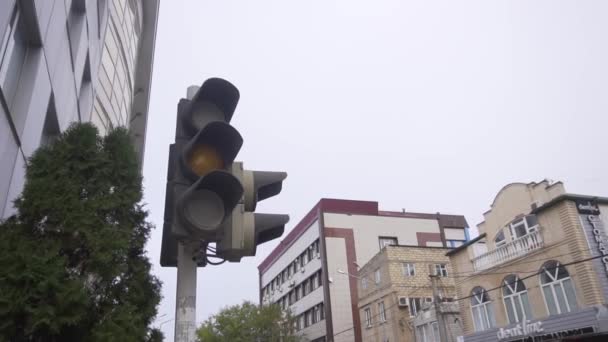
{"left": 0, "top": 0, "right": 158, "bottom": 218}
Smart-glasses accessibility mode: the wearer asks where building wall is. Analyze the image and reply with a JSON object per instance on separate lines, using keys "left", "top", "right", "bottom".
{"left": 0, "top": 0, "right": 157, "bottom": 219}
{"left": 259, "top": 218, "right": 327, "bottom": 340}
{"left": 326, "top": 236, "right": 356, "bottom": 342}
{"left": 478, "top": 181, "right": 565, "bottom": 247}
{"left": 259, "top": 199, "right": 469, "bottom": 342}
{"left": 358, "top": 246, "right": 457, "bottom": 342}
{"left": 450, "top": 184, "right": 608, "bottom": 341}
{"left": 324, "top": 212, "right": 444, "bottom": 265}
{"left": 261, "top": 220, "right": 320, "bottom": 287}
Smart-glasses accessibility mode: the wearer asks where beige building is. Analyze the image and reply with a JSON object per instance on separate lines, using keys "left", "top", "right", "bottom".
{"left": 258, "top": 199, "right": 468, "bottom": 342}
{"left": 448, "top": 180, "right": 608, "bottom": 342}
{"left": 357, "top": 245, "right": 459, "bottom": 342}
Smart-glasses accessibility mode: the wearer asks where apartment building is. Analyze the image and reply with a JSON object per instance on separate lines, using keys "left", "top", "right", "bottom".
{"left": 258, "top": 198, "right": 468, "bottom": 342}
{"left": 0, "top": 0, "right": 158, "bottom": 218}
{"left": 357, "top": 245, "right": 460, "bottom": 342}
{"left": 412, "top": 302, "right": 462, "bottom": 342}
{"left": 448, "top": 180, "right": 608, "bottom": 341}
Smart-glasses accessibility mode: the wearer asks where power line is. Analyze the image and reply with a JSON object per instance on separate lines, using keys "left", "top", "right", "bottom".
{"left": 452, "top": 242, "right": 568, "bottom": 276}
{"left": 453, "top": 252, "right": 606, "bottom": 304}
{"left": 448, "top": 251, "right": 579, "bottom": 281}
{"left": 333, "top": 282, "right": 429, "bottom": 338}
{"left": 333, "top": 252, "right": 605, "bottom": 340}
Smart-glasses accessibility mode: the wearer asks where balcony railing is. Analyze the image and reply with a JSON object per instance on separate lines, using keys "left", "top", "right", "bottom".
{"left": 471, "top": 229, "right": 543, "bottom": 272}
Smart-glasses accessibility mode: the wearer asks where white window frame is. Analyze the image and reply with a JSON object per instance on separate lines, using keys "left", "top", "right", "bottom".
{"left": 375, "top": 269, "right": 381, "bottom": 284}
{"left": 494, "top": 229, "right": 507, "bottom": 248}
{"left": 502, "top": 276, "right": 532, "bottom": 324}
{"left": 403, "top": 263, "right": 416, "bottom": 277}
{"left": 508, "top": 215, "right": 539, "bottom": 240}
{"left": 361, "top": 277, "right": 368, "bottom": 289}
{"left": 378, "top": 301, "right": 386, "bottom": 322}
{"left": 379, "top": 236, "right": 398, "bottom": 249}
{"left": 540, "top": 261, "right": 577, "bottom": 315}
{"left": 470, "top": 287, "right": 495, "bottom": 332}
{"left": 364, "top": 307, "right": 372, "bottom": 327}
{"left": 409, "top": 297, "right": 422, "bottom": 317}
{"left": 434, "top": 264, "right": 448, "bottom": 277}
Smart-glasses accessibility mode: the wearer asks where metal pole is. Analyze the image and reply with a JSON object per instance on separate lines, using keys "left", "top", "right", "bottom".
{"left": 175, "top": 242, "right": 197, "bottom": 342}
{"left": 430, "top": 275, "right": 449, "bottom": 342}
{"left": 175, "top": 86, "right": 201, "bottom": 342}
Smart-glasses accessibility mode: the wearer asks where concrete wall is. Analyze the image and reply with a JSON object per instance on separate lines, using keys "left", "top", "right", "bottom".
{"left": 324, "top": 212, "right": 443, "bottom": 266}
{"left": 326, "top": 236, "right": 355, "bottom": 342}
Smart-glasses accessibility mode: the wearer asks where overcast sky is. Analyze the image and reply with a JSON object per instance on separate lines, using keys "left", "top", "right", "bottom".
{"left": 143, "top": 1, "right": 608, "bottom": 339}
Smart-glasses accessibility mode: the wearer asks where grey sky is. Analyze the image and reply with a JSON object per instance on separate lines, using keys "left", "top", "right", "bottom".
{"left": 143, "top": 1, "right": 608, "bottom": 339}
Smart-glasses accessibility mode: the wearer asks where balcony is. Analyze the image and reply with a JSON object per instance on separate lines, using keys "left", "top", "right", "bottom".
{"left": 471, "top": 229, "right": 543, "bottom": 272}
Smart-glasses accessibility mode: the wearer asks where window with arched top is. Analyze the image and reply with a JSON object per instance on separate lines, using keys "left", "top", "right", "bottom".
{"left": 494, "top": 230, "right": 506, "bottom": 248}
{"left": 502, "top": 275, "right": 533, "bottom": 324}
{"left": 540, "top": 261, "right": 577, "bottom": 315}
{"left": 470, "top": 287, "right": 496, "bottom": 331}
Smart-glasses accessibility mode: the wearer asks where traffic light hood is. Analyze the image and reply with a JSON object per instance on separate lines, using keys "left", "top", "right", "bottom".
{"left": 188, "top": 78, "right": 240, "bottom": 126}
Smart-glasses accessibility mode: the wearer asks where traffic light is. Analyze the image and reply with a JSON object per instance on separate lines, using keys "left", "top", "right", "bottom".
{"left": 216, "top": 162, "right": 289, "bottom": 262}
{"left": 160, "top": 78, "right": 288, "bottom": 267}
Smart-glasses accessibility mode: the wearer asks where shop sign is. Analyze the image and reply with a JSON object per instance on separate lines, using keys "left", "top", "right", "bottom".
{"left": 588, "top": 215, "right": 608, "bottom": 276}
{"left": 576, "top": 199, "right": 600, "bottom": 215}
{"left": 534, "top": 326, "right": 594, "bottom": 341}
{"left": 497, "top": 320, "right": 543, "bottom": 340}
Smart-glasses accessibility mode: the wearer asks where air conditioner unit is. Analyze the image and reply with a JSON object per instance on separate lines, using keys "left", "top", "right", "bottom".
{"left": 289, "top": 281, "right": 296, "bottom": 288}
{"left": 316, "top": 254, "right": 321, "bottom": 259}
{"left": 398, "top": 296, "right": 409, "bottom": 307}
{"left": 301, "top": 267, "right": 305, "bottom": 273}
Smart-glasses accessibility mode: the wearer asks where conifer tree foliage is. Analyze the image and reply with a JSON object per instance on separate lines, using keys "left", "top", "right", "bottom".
{"left": 0, "top": 123, "right": 162, "bottom": 341}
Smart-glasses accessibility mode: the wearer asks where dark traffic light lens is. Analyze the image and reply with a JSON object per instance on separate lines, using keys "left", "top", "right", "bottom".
{"left": 187, "top": 145, "right": 224, "bottom": 176}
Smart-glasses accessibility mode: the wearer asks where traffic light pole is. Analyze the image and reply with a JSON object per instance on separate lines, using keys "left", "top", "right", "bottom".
{"left": 174, "top": 86, "right": 201, "bottom": 342}
{"left": 175, "top": 242, "right": 197, "bottom": 342}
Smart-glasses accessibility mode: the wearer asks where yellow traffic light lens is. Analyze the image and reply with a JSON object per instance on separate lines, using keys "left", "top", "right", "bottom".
{"left": 187, "top": 145, "right": 224, "bottom": 176}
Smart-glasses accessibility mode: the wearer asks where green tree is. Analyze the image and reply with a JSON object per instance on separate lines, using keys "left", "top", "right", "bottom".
{"left": 196, "top": 301, "right": 301, "bottom": 342}
{"left": 0, "top": 123, "right": 162, "bottom": 341}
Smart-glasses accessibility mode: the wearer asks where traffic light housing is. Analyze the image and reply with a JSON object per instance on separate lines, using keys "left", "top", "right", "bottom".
{"left": 160, "top": 78, "right": 288, "bottom": 267}
{"left": 216, "top": 162, "right": 289, "bottom": 262}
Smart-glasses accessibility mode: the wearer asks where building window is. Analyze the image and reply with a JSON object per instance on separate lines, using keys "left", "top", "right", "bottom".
{"left": 431, "top": 322, "right": 439, "bottom": 342}
{"left": 502, "top": 275, "right": 533, "bottom": 324}
{"left": 403, "top": 263, "right": 416, "bottom": 277}
{"left": 540, "top": 261, "right": 577, "bottom": 315}
{"left": 375, "top": 269, "right": 381, "bottom": 284}
{"left": 319, "top": 302, "right": 325, "bottom": 320}
{"left": 378, "top": 301, "right": 386, "bottom": 322}
{"left": 362, "top": 277, "right": 368, "bottom": 289}
{"left": 470, "top": 287, "right": 495, "bottom": 332}
{"left": 434, "top": 264, "right": 448, "bottom": 277}
{"left": 494, "top": 230, "right": 506, "bottom": 248}
{"left": 379, "top": 237, "right": 397, "bottom": 249}
{"left": 509, "top": 215, "right": 539, "bottom": 240}
{"left": 364, "top": 307, "right": 372, "bottom": 327}
{"left": 409, "top": 298, "right": 422, "bottom": 317}
{"left": 305, "top": 310, "right": 311, "bottom": 327}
